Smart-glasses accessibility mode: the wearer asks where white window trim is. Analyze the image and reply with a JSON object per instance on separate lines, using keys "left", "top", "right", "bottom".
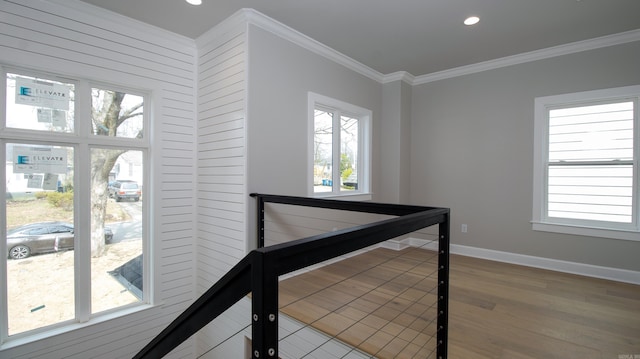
{"left": 532, "top": 85, "right": 640, "bottom": 241}
{"left": 0, "top": 66, "right": 151, "bottom": 344}
{"left": 308, "top": 92, "right": 372, "bottom": 200}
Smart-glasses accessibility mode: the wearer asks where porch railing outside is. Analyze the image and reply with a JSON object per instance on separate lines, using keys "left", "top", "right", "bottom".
{"left": 133, "top": 194, "right": 450, "bottom": 359}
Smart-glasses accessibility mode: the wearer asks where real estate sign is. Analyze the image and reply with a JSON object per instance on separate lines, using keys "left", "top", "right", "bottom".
{"left": 13, "top": 146, "right": 67, "bottom": 174}
{"left": 15, "top": 76, "right": 70, "bottom": 111}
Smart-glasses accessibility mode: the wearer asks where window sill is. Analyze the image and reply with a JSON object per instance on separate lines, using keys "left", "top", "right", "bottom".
{"left": 532, "top": 221, "right": 639, "bottom": 241}
{"left": 312, "top": 193, "right": 372, "bottom": 201}
{"left": 0, "top": 303, "right": 160, "bottom": 351}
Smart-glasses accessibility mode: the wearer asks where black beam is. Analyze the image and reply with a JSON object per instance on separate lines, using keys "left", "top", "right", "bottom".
{"left": 133, "top": 253, "right": 255, "bottom": 359}
{"left": 261, "top": 208, "right": 449, "bottom": 276}
{"left": 135, "top": 194, "right": 450, "bottom": 359}
{"left": 250, "top": 193, "right": 437, "bottom": 217}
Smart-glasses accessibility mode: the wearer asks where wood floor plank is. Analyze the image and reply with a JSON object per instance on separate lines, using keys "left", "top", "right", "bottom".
{"left": 278, "top": 247, "right": 640, "bottom": 358}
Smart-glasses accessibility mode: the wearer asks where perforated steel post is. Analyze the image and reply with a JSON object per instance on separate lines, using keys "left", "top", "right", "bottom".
{"left": 251, "top": 251, "right": 278, "bottom": 359}
{"left": 255, "top": 194, "right": 266, "bottom": 248}
{"left": 437, "top": 214, "right": 450, "bottom": 359}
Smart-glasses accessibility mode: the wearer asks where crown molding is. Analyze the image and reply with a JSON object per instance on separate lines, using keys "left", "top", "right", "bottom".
{"left": 414, "top": 28, "right": 640, "bottom": 85}
{"left": 214, "top": 9, "right": 640, "bottom": 87}
{"left": 382, "top": 71, "right": 415, "bottom": 84}
{"left": 195, "top": 7, "right": 251, "bottom": 47}
{"left": 34, "top": 3, "right": 640, "bottom": 87}
{"left": 241, "top": 8, "right": 385, "bottom": 83}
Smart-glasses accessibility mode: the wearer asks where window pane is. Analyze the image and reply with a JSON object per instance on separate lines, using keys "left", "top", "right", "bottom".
{"left": 340, "top": 116, "right": 358, "bottom": 191}
{"left": 6, "top": 144, "right": 75, "bottom": 335}
{"left": 549, "top": 102, "right": 634, "bottom": 162}
{"left": 90, "top": 148, "right": 144, "bottom": 314}
{"left": 548, "top": 165, "right": 633, "bottom": 223}
{"left": 6, "top": 73, "right": 74, "bottom": 133}
{"left": 314, "top": 110, "right": 333, "bottom": 193}
{"left": 91, "top": 88, "right": 144, "bottom": 139}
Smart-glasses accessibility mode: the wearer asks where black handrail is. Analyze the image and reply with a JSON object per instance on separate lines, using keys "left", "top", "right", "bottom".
{"left": 134, "top": 194, "right": 450, "bottom": 359}
{"left": 133, "top": 253, "right": 254, "bottom": 359}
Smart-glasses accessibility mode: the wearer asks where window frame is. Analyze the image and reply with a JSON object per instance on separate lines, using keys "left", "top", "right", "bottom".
{"left": 308, "top": 92, "right": 372, "bottom": 199}
{"left": 532, "top": 85, "right": 640, "bottom": 241}
{"left": 0, "top": 65, "right": 151, "bottom": 343}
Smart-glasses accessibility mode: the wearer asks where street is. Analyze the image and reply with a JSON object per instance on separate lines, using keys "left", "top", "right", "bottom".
{"left": 108, "top": 199, "right": 142, "bottom": 243}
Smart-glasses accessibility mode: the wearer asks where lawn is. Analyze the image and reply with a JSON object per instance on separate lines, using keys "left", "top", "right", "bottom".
{"left": 6, "top": 196, "right": 130, "bottom": 229}
{"left": 5, "top": 195, "right": 140, "bottom": 335}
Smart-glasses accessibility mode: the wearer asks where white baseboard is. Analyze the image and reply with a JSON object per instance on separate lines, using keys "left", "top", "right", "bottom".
{"left": 407, "top": 238, "right": 640, "bottom": 285}
{"left": 284, "top": 238, "right": 640, "bottom": 285}
{"left": 380, "top": 239, "right": 411, "bottom": 250}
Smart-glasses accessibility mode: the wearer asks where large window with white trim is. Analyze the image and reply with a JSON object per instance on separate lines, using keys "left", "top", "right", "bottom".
{"left": 309, "top": 92, "right": 371, "bottom": 198}
{"left": 1, "top": 67, "right": 148, "bottom": 341}
{"left": 533, "top": 85, "right": 639, "bottom": 240}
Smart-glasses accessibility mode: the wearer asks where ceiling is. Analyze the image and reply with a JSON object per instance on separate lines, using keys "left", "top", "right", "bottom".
{"left": 78, "top": 0, "right": 640, "bottom": 77}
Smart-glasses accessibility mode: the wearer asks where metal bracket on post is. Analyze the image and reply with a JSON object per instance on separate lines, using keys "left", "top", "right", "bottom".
{"left": 436, "top": 214, "right": 450, "bottom": 359}
{"left": 251, "top": 251, "right": 279, "bottom": 359}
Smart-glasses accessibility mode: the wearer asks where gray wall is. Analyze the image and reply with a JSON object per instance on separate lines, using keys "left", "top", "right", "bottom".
{"left": 380, "top": 80, "right": 412, "bottom": 204}
{"left": 245, "top": 25, "right": 384, "bottom": 246}
{"left": 246, "top": 25, "right": 382, "bottom": 196}
{"left": 410, "top": 41, "right": 640, "bottom": 271}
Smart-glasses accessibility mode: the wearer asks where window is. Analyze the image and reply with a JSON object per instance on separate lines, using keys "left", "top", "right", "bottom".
{"left": 533, "top": 85, "right": 639, "bottom": 240}
{"left": 1, "top": 67, "right": 148, "bottom": 340}
{"left": 308, "top": 92, "right": 371, "bottom": 198}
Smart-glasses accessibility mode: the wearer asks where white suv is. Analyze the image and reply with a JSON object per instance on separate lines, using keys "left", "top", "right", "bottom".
{"left": 109, "top": 180, "right": 141, "bottom": 202}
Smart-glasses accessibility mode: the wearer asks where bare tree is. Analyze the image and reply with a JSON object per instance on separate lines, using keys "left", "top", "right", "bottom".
{"left": 90, "top": 90, "right": 142, "bottom": 257}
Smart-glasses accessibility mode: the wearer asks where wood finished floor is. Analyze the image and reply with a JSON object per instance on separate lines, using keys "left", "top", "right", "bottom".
{"left": 278, "top": 247, "right": 640, "bottom": 359}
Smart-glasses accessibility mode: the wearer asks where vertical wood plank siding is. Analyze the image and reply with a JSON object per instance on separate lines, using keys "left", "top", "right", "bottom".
{"left": 0, "top": 1, "right": 197, "bottom": 358}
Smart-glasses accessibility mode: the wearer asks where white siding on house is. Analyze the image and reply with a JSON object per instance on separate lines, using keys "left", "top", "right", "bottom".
{"left": 0, "top": 0, "right": 197, "bottom": 358}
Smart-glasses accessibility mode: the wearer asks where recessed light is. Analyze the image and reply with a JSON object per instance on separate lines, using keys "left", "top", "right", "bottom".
{"left": 186, "top": 0, "right": 202, "bottom": 5}
{"left": 464, "top": 16, "right": 480, "bottom": 26}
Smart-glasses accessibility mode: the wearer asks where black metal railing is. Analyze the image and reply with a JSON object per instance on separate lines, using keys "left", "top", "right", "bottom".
{"left": 134, "top": 194, "right": 450, "bottom": 359}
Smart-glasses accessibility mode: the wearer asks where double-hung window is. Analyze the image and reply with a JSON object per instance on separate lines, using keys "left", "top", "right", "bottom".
{"left": 1, "top": 66, "right": 148, "bottom": 342}
{"left": 533, "top": 85, "right": 639, "bottom": 240}
{"left": 308, "top": 92, "right": 371, "bottom": 198}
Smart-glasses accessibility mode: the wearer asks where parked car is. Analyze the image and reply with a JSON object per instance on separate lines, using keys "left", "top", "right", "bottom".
{"left": 108, "top": 180, "right": 141, "bottom": 202}
{"left": 108, "top": 179, "right": 133, "bottom": 197}
{"left": 343, "top": 173, "right": 358, "bottom": 189}
{"left": 7, "top": 221, "right": 114, "bottom": 259}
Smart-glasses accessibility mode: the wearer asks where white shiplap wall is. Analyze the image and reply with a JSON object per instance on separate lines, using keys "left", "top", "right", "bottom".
{"left": 0, "top": 0, "right": 198, "bottom": 358}
{"left": 195, "top": 11, "right": 248, "bottom": 293}
{"left": 195, "top": 12, "right": 249, "bottom": 358}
